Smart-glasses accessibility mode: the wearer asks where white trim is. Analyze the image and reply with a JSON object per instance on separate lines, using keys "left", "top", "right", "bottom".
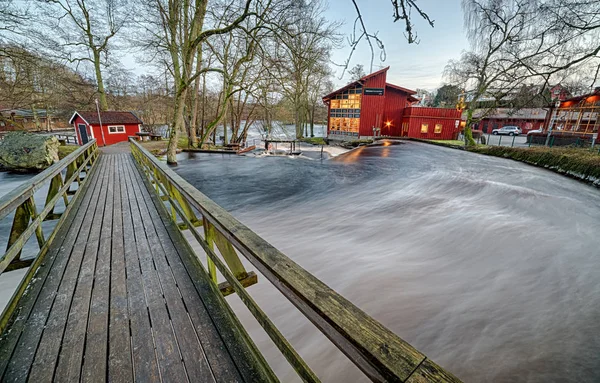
{"left": 138, "top": 124, "right": 142, "bottom": 132}
{"left": 69, "top": 111, "right": 90, "bottom": 125}
{"left": 107, "top": 125, "right": 126, "bottom": 134}
{"left": 89, "top": 125, "right": 95, "bottom": 139}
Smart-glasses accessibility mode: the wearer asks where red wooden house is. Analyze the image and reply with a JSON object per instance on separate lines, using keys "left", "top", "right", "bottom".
{"left": 70, "top": 111, "right": 143, "bottom": 146}
{"left": 322, "top": 67, "right": 462, "bottom": 140}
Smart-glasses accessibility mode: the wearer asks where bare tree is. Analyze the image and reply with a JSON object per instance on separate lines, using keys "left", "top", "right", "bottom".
{"left": 28, "top": 0, "right": 131, "bottom": 111}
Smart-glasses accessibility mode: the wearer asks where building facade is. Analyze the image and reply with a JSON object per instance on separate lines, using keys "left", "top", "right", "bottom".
{"left": 70, "top": 111, "right": 143, "bottom": 146}
{"left": 322, "top": 67, "right": 461, "bottom": 140}
{"left": 546, "top": 88, "right": 600, "bottom": 136}
{"left": 469, "top": 108, "right": 548, "bottom": 134}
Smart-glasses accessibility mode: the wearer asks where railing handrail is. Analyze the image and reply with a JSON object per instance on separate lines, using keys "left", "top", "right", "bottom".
{"left": 0, "top": 139, "right": 97, "bottom": 220}
{"left": 129, "top": 138, "right": 461, "bottom": 382}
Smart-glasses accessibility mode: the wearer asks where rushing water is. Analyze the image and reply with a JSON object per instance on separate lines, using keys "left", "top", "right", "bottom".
{"left": 174, "top": 141, "right": 600, "bottom": 382}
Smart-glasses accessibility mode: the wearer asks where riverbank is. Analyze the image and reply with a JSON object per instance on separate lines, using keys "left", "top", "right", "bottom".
{"left": 413, "top": 138, "right": 600, "bottom": 187}
{"left": 469, "top": 145, "right": 600, "bottom": 186}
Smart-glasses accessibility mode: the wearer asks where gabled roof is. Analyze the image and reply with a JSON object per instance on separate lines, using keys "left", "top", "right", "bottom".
{"left": 323, "top": 67, "right": 391, "bottom": 101}
{"left": 385, "top": 83, "right": 417, "bottom": 95}
{"left": 69, "top": 111, "right": 143, "bottom": 125}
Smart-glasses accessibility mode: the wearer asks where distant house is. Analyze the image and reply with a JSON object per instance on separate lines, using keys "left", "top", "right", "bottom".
{"left": 0, "top": 108, "right": 67, "bottom": 131}
{"left": 70, "top": 111, "right": 143, "bottom": 146}
{"left": 467, "top": 108, "right": 548, "bottom": 134}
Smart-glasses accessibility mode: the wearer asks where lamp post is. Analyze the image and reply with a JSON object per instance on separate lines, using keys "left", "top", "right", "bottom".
{"left": 95, "top": 98, "right": 106, "bottom": 146}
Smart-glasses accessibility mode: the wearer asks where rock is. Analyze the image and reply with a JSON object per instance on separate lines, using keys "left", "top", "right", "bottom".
{"left": 0, "top": 131, "right": 60, "bottom": 172}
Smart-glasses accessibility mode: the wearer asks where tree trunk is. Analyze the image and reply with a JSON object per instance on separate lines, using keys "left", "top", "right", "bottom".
{"left": 93, "top": 50, "right": 108, "bottom": 111}
{"left": 464, "top": 109, "right": 477, "bottom": 147}
{"left": 167, "top": 87, "right": 188, "bottom": 164}
{"left": 310, "top": 104, "right": 315, "bottom": 137}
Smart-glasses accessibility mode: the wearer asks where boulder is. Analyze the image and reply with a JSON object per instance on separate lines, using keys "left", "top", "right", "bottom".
{"left": 0, "top": 132, "right": 60, "bottom": 172}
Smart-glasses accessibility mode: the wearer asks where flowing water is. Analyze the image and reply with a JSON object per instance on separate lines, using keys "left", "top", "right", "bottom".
{"left": 173, "top": 141, "right": 600, "bottom": 382}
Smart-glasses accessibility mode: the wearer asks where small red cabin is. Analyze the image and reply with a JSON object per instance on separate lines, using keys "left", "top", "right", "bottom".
{"left": 322, "top": 67, "right": 462, "bottom": 140}
{"left": 70, "top": 111, "right": 143, "bottom": 146}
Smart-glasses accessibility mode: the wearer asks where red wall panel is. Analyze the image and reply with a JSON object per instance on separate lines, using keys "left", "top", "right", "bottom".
{"left": 359, "top": 69, "right": 388, "bottom": 136}
{"left": 402, "top": 108, "right": 462, "bottom": 140}
{"left": 382, "top": 87, "right": 408, "bottom": 136}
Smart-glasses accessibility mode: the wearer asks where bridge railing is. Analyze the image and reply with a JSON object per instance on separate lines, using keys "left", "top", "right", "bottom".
{"left": 0, "top": 139, "right": 99, "bottom": 332}
{"left": 129, "top": 138, "right": 461, "bottom": 383}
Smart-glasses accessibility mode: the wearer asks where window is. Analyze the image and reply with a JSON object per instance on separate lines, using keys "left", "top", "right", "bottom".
{"left": 420, "top": 123, "right": 429, "bottom": 133}
{"left": 434, "top": 124, "right": 442, "bottom": 134}
{"left": 108, "top": 125, "right": 125, "bottom": 134}
{"left": 402, "top": 122, "right": 409, "bottom": 132}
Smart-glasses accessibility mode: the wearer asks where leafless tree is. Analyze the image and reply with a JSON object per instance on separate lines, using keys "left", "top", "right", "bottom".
{"left": 27, "top": 0, "right": 131, "bottom": 111}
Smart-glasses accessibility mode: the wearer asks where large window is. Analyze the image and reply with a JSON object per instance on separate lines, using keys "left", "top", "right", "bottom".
{"left": 108, "top": 125, "right": 125, "bottom": 134}
{"left": 329, "top": 85, "right": 362, "bottom": 134}
{"left": 329, "top": 117, "right": 360, "bottom": 133}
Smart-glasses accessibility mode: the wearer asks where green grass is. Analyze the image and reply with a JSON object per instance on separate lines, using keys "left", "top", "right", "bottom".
{"left": 469, "top": 145, "right": 600, "bottom": 182}
{"left": 58, "top": 145, "right": 78, "bottom": 159}
{"left": 301, "top": 137, "right": 327, "bottom": 145}
{"left": 429, "top": 140, "right": 465, "bottom": 146}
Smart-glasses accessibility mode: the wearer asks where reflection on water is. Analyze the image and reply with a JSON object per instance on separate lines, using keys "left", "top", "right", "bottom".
{"left": 179, "top": 142, "right": 598, "bottom": 382}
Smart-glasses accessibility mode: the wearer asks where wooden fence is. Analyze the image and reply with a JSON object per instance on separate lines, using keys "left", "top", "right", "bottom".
{"left": 0, "top": 140, "right": 98, "bottom": 333}
{"left": 129, "top": 138, "right": 461, "bottom": 383}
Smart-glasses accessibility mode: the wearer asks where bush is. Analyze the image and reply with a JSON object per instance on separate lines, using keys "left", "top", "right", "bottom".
{"left": 301, "top": 137, "right": 327, "bottom": 146}
{"left": 340, "top": 139, "right": 373, "bottom": 148}
{"left": 469, "top": 145, "right": 600, "bottom": 182}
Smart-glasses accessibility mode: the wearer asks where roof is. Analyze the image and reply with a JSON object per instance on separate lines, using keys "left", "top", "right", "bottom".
{"left": 559, "top": 88, "right": 600, "bottom": 105}
{"left": 322, "top": 67, "right": 391, "bottom": 101}
{"left": 0, "top": 109, "right": 49, "bottom": 118}
{"left": 322, "top": 67, "right": 419, "bottom": 103}
{"left": 385, "top": 83, "right": 417, "bottom": 95}
{"left": 464, "top": 108, "right": 548, "bottom": 120}
{"left": 69, "top": 111, "right": 143, "bottom": 125}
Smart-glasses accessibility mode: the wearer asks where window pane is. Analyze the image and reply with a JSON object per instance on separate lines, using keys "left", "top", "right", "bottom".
{"left": 421, "top": 124, "right": 428, "bottom": 133}
{"left": 434, "top": 124, "right": 442, "bottom": 134}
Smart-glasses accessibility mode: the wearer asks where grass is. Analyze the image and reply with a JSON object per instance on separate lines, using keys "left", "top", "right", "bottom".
{"left": 139, "top": 136, "right": 190, "bottom": 155}
{"left": 469, "top": 145, "right": 600, "bottom": 183}
{"left": 429, "top": 140, "right": 465, "bottom": 147}
{"left": 301, "top": 137, "right": 327, "bottom": 146}
{"left": 340, "top": 139, "right": 374, "bottom": 148}
{"left": 58, "top": 145, "right": 78, "bottom": 159}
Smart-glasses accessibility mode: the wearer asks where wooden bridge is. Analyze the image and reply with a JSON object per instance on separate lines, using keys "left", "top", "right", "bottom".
{"left": 0, "top": 139, "right": 462, "bottom": 382}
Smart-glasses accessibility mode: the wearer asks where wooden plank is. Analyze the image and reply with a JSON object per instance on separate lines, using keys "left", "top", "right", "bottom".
{"left": 0, "top": 155, "right": 105, "bottom": 382}
{"left": 119, "top": 154, "right": 160, "bottom": 383}
{"left": 81, "top": 153, "right": 116, "bottom": 382}
{"left": 122, "top": 155, "right": 189, "bottom": 382}
{"left": 122, "top": 157, "right": 215, "bottom": 381}
{"left": 53, "top": 155, "right": 113, "bottom": 382}
{"left": 128, "top": 155, "right": 277, "bottom": 383}
{"left": 406, "top": 358, "right": 462, "bottom": 383}
{"left": 107, "top": 154, "right": 134, "bottom": 383}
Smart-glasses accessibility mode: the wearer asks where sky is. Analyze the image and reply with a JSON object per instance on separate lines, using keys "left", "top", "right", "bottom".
{"left": 324, "top": 0, "right": 469, "bottom": 90}
{"left": 121, "top": 0, "right": 470, "bottom": 92}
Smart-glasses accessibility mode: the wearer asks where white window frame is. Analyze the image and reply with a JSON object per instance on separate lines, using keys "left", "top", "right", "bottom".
{"left": 108, "top": 125, "right": 126, "bottom": 134}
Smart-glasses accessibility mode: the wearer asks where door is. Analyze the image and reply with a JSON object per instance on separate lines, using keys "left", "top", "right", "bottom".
{"left": 78, "top": 124, "right": 89, "bottom": 144}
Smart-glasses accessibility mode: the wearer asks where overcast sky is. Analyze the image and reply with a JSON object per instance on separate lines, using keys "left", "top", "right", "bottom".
{"left": 326, "top": 0, "right": 469, "bottom": 90}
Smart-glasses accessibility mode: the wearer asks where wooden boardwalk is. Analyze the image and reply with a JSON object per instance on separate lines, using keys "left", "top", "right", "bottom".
{"left": 0, "top": 152, "right": 273, "bottom": 382}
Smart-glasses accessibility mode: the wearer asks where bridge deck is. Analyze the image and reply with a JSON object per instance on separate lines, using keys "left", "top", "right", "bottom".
{"left": 0, "top": 152, "right": 272, "bottom": 382}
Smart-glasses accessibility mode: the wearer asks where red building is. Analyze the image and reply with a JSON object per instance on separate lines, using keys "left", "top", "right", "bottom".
{"left": 322, "top": 67, "right": 462, "bottom": 140}
{"left": 70, "top": 111, "right": 143, "bottom": 146}
{"left": 467, "top": 108, "right": 548, "bottom": 134}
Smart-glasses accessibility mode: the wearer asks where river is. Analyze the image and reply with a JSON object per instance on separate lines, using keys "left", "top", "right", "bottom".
{"left": 173, "top": 141, "right": 600, "bottom": 382}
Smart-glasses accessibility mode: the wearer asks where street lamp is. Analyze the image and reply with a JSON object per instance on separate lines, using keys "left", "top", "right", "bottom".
{"left": 95, "top": 99, "right": 106, "bottom": 146}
